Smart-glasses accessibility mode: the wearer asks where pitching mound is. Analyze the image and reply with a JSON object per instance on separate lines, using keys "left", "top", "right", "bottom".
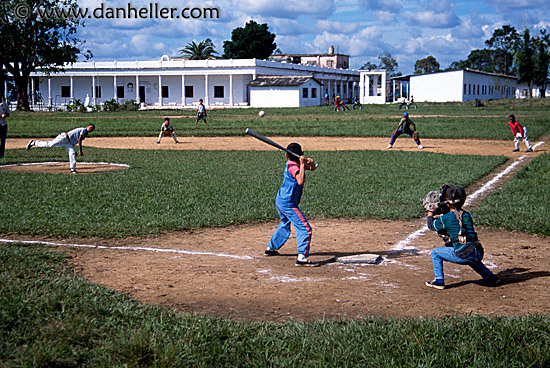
{"left": 0, "top": 162, "right": 129, "bottom": 174}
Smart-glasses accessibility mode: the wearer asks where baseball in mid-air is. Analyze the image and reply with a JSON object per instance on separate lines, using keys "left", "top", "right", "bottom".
{"left": 259, "top": 110, "right": 265, "bottom": 117}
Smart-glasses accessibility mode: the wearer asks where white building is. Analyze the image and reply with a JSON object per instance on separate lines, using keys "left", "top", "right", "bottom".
{"left": 31, "top": 56, "right": 359, "bottom": 109}
{"left": 359, "top": 70, "right": 389, "bottom": 104}
{"left": 249, "top": 76, "right": 322, "bottom": 107}
{"left": 392, "top": 69, "right": 518, "bottom": 103}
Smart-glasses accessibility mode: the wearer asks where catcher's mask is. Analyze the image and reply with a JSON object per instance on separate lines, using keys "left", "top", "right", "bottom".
{"left": 439, "top": 184, "right": 466, "bottom": 210}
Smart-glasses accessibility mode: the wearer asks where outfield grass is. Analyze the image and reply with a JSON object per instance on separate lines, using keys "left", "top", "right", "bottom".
{"left": 7, "top": 98, "right": 550, "bottom": 140}
{"left": 0, "top": 148, "right": 506, "bottom": 238}
{"left": 1, "top": 244, "right": 548, "bottom": 368}
{"left": 473, "top": 154, "right": 550, "bottom": 236}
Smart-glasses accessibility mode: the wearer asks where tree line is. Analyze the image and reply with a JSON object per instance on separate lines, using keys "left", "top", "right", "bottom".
{"left": 414, "top": 26, "right": 550, "bottom": 97}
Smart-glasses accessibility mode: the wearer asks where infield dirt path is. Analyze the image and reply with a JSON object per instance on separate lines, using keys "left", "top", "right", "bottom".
{"left": 4, "top": 136, "right": 549, "bottom": 321}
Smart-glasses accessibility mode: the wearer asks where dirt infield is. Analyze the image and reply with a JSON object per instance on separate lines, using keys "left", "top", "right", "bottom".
{"left": 4, "top": 136, "right": 549, "bottom": 321}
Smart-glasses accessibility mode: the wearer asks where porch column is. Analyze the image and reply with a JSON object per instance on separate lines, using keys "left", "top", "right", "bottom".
{"left": 204, "top": 74, "right": 209, "bottom": 105}
{"left": 91, "top": 76, "right": 96, "bottom": 105}
{"left": 229, "top": 74, "right": 234, "bottom": 106}
{"left": 48, "top": 78, "right": 52, "bottom": 106}
{"left": 135, "top": 75, "right": 140, "bottom": 103}
{"left": 70, "top": 76, "right": 74, "bottom": 102}
{"left": 158, "top": 74, "right": 162, "bottom": 106}
{"left": 30, "top": 77, "right": 35, "bottom": 104}
{"left": 181, "top": 74, "right": 185, "bottom": 106}
{"left": 113, "top": 75, "right": 117, "bottom": 100}
{"left": 393, "top": 80, "right": 396, "bottom": 103}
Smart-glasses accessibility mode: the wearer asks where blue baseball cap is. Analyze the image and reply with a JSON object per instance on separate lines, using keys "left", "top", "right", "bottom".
{"left": 403, "top": 112, "right": 408, "bottom": 117}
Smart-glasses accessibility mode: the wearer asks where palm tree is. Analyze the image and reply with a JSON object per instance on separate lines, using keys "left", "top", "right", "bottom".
{"left": 179, "top": 38, "right": 218, "bottom": 60}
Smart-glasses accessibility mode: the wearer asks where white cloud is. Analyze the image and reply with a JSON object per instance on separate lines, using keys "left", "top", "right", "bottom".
{"left": 235, "top": 0, "right": 335, "bottom": 19}
{"left": 315, "top": 20, "right": 359, "bottom": 34}
{"left": 358, "top": 0, "right": 403, "bottom": 13}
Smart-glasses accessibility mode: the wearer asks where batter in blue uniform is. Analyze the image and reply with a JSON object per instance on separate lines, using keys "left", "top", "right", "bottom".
{"left": 265, "top": 143, "right": 318, "bottom": 266}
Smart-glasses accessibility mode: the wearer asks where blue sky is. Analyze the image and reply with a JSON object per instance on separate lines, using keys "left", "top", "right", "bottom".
{"left": 77, "top": 0, "right": 550, "bottom": 74}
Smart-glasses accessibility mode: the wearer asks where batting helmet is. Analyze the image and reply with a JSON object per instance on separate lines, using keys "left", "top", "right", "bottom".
{"left": 403, "top": 112, "right": 409, "bottom": 117}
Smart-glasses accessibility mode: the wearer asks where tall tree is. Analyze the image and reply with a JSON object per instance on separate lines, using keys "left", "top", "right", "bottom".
{"left": 485, "top": 25, "right": 519, "bottom": 75}
{"left": 359, "top": 61, "right": 378, "bottom": 70}
{"left": 0, "top": 0, "right": 89, "bottom": 110}
{"left": 515, "top": 29, "right": 536, "bottom": 97}
{"left": 377, "top": 52, "right": 400, "bottom": 77}
{"left": 533, "top": 30, "right": 550, "bottom": 98}
{"left": 223, "top": 20, "right": 276, "bottom": 60}
{"left": 179, "top": 38, "right": 218, "bottom": 60}
{"left": 414, "top": 56, "right": 440, "bottom": 74}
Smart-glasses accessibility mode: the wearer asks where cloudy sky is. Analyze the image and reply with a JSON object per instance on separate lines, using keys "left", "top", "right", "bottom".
{"left": 76, "top": 0, "right": 550, "bottom": 74}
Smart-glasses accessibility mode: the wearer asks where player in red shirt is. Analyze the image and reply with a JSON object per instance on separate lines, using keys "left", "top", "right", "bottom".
{"left": 508, "top": 115, "right": 533, "bottom": 152}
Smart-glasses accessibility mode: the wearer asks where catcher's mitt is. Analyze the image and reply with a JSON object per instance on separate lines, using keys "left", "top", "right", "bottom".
{"left": 412, "top": 131, "right": 419, "bottom": 140}
{"left": 422, "top": 191, "right": 440, "bottom": 212}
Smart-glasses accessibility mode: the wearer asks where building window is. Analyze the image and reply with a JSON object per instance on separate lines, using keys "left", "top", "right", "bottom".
{"left": 162, "top": 86, "right": 169, "bottom": 98}
{"left": 464, "top": 84, "right": 467, "bottom": 95}
{"left": 185, "top": 86, "right": 194, "bottom": 98}
{"left": 214, "top": 86, "right": 224, "bottom": 98}
{"left": 95, "top": 86, "right": 102, "bottom": 98}
{"left": 302, "top": 88, "right": 308, "bottom": 98}
{"left": 117, "top": 86, "right": 125, "bottom": 98}
{"left": 468, "top": 84, "right": 471, "bottom": 94}
{"left": 311, "top": 88, "right": 317, "bottom": 98}
{"left": 61, "top": 86, "right": 70, "bottom": 98}
{"left": 327, "top": 60, "right": 334, "bottom": 67}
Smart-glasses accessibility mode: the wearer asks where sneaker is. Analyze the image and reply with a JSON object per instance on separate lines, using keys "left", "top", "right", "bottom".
{"left": 70, "top": 169, "right": 78, "bottom": 174}
{"left": 512, "top": 148, "right": 519, "bottom": 152}
{"left": 387, "top": 144, "right": 393, "bottom": 149}
{"left": 418, "top": 145, "right": 424, "bottom": 149}
{"left": 264, "top": 248, "right": 280, "bottom": 256}
{"left": 27, "top": 140, "right": 34, "bottom": 150}
{"left": 425, "top": 280, "right": 445, "bottom": 290}
{"left": 295, "top": 259, "right": 320, "bottom": 267}
{"left": 526, "top": 148, "right": 533, "bottom": 152}
{"left": 156, "top": 141, "right": 160, "bottom": 144}
{"left": 481, "top": 275, "right": 501, "bottom": 286}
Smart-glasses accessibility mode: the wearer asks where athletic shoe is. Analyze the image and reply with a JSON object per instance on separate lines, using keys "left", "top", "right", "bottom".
{"left": 264, "top": 248, "right": 280, "bottom": 256}
{"left": 481, "top": 275, "right": 501, "bottom": 286}
{"left": 26, "top": 140, "right": 35, "bottom": 150}
{"left": 418, "top": 145, "right": 424, "bottom": 149}
{"left": 425, "top": 280, "right": 445, "bottom": 290}
{"left": 512, "top": 148, "right": 519, "bottom": 152}
{"left": 387, "top": 144, "right": 393, "bottom": 149}
{"left": 295, "top": 259, "right": 320, "bottom": 267}
{"left": 71, "top": 169, "right": 78, "bottom": 174}
{"left": 156, "top": 141, "right": 160, "bottom": 144}
{"left": 526, "top": 148, "right": 533, "bottom": 152}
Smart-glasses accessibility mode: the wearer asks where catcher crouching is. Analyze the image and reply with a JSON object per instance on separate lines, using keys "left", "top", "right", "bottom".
{"left": 423, "top": 184, "right": 500, "bottom": 290}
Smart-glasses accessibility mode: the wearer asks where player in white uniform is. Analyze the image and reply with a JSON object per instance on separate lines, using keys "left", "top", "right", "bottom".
{"left": 157, "top": 117, "right": 179, "bottom": 144}
{"left": 26, "top": 124, "right": 95, "bottom": 174}
{"left": 196, "top": 99, "right": 207, "bottom": 125}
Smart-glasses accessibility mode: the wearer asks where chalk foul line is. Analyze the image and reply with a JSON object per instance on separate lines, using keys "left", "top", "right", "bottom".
{"left": 0, "top": 238, "right": 253, "bottom": 260}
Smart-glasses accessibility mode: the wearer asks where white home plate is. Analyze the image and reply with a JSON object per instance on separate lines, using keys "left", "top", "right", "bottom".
{"left": 336, "top": 254, "right": 383, "bottom": 264}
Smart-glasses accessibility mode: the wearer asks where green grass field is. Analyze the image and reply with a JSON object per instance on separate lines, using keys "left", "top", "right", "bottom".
{"left": 1, "top": 245, "right": 549, "bottom": 367}
{"left": 7, "top": 97, "right": 550, "bottom": 139}
{"left": 1, "top": 99, "right": 550, "bottom": 366}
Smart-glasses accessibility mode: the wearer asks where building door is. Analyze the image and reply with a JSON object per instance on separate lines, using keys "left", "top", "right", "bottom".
{"left": 139, "top": 86, "right": 145, "bottom": 103}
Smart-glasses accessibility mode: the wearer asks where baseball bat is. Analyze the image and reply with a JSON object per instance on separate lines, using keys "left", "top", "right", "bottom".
{"left": 245, "top": 128, "right": 318, "bottom": 168}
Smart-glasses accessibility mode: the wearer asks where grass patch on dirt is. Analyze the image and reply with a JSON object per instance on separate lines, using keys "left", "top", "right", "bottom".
{"left": 473, "top": 154, "right": 550, "bottom": 236}
{"left": 1, "top": 244, "right": 548, "bottom": 368}
{"left": 0, "top": 148, "right": 505, "bottom": 238}
{"left": 7, "top": 98, "right": 550, "bottom": 140}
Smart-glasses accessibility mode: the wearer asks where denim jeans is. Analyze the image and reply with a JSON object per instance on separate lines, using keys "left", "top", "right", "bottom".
{"left": 431, "top": 246, "right": 494, "bottom": 281}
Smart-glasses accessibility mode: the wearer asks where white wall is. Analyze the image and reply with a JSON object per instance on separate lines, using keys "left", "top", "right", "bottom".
{"left": 410, "top": 71, "right": 463, "bottom": 102}
{"left": 250, "top": 87, "right": 299, "bottom": 107}
{"left": 298, "top": 80, "right": 322, "bottom": 107}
